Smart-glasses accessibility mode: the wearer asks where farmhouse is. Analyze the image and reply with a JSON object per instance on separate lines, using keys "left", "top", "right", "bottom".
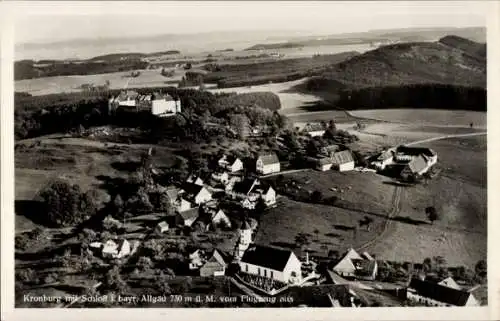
{"left": 256, "top": 153, "right": 280, "bottom": 175}
{"left": 239, "top": 244, "right": 302, "bottom": 284}
{"left": 303, "top": 123, "right": 326, "bottom": 137}
{"left": 200, "top": 249, "right": 230, "bottom": 277}
{"left": 231, "top": 178, "right": 276, "bottom": 208}
{"left": 199, "top": 206, "right": 232, "bottom": 230}
{"left": 438, "top": 277, "right": 462, "bottom": 290}
{"left": 175, "top": 207, "right": 200, "bottom": 227}
{"left": 211, "top": 171, "right": 229, "bottom": 184}
{"left": 407, "top": 278, "right": 479, "bottom": 307}
{"left": 218, "top": 155, "right": 244, "bottom": 173}
{"left": 189, "top": 249, "right": 206, "bottom": 270}
{"left": 331, "top": 150, "right": 355, "bottom": 172}
{"left": 400, "top": 155, "right": 430, "bottom": 180}
{"left": 332, "top": 248, "right": 377, "bottom": 280}
{"left": 102, "top": 239, "right": 131, "bottom": 259}
{"left": 316, "top": 157, "right": 333, "bottom": 171}
{"left": 371, "top": 150, "right": 394, "bottom": 170}
{"left": 180, "top": 183, "right": 212, "bottom": 205}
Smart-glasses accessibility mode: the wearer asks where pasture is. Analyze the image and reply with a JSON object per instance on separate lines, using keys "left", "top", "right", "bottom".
{"left": 349, "top": 109, "right": 487, "bottom": 128}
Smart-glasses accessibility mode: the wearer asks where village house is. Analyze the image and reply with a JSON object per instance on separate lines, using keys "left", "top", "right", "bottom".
{"left": 199, "top": 249, "right": 230, "bottom": 277}
{"left": 332, "top": 248, "right": 377, "bottom": 280}
{"left": 166, "top": 186, "right": 192, "bottom": 212}
{"left": 211, "top": 171, "right": 229, "bottom": 184}
{"left": 331, "top": 150, "right": 355, "bottom": 172}
{"left": 438, "top": 277, "right": 462, "bottom": 290}
{"left": 189, "top": 249, "right": 206, "bottom": 270}
{"left": 320, "top": 144, "right": 340, "bottom": 158}
{"left": 175, "top": 207, "right": 200, "bottom": 227}
{"left": 156, "top": 221, "right": 169, "bottom": 233}
{"left": 406, "top": 278, "right": 479, "bottom": 307}
{"left": 225, "top": 176, "right": 243, "bottom": 192}
{"left": 180, "top": 183, "right": 212, "bottom": 205}
{"left": 303, "top": 123, "right": 326, "bottom": 137}
{"left": 239, "top": 244, "right": 302, "bottom": 284}
{"left": 198, "top": 205, "right": 232, "bottom": 230}
{"left": 394, "top": 146, "right": 437, "bottom": 165}
{"left": 218, "top": 155, "right": 244, "bottom": 173}
{"left": 231, "top": 178, "right": 276, "bottom": 209}
{"left": 186, "top": 174, "right": 205, "bottom": 186}
{"left": 371, "top": 149, "right": 394, "bottom": 170}
{"left": 256, "top": 153, "right": 281, "bottom": 175}
{"left": 101, "top": 239, "right": 131, "bottom": 259}
{"left": 316, "top": 157, "right": 333, "bottom": 171}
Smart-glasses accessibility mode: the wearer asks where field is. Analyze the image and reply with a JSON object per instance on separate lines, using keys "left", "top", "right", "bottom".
{"left": 15, "top": 69, "right": 186, "bottom": 96}
{"left": 349, "top": 109, "right": 487, "bottom": 128}
{"left": 255, "top": 170, "right": 397, "bottom": 258}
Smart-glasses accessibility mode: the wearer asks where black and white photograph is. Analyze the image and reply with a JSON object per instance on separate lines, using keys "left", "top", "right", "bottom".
{"left": 1, "top": 0, "right": 497, "bottom": 318}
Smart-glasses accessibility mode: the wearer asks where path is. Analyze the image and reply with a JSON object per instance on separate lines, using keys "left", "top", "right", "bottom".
{"left": 405, "top": 132, "right": 486, "bottom": 146}
{"left": 355, "top": 131, "right": 486, "bottom": 253}
{"left": 260, "top": 168, "right": 310, "bottom": 178}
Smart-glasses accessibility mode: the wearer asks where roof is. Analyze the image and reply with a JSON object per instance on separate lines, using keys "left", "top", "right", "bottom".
{"left": 323, "top": 145, "right": 339, "bottom": 153}
{"left": 181, "top": 183, "right": 205, "bottom": 196}
{"left": 304, "top": 123, "right": 325, "bottom": 132}
{"left": 166, "top": 185, "right": 179, "bottom": 201}
{"left": 405, "top": 155, "right": 428, "bottom": 174}
{"left": 408, "top": 278, "right": 472, "bottom": 306}
{"left": 232, "top": 178, "right": 259, "bottom": 195}
{"left": 240, "top": 244, "right": 294, "bottom": 272}
{"left": 397, "top": 146, "right": 436, "bottom": 157}
{"left": 177, "top": 207, "right": 199, "bottom": 221}
{"left": 258, "top": 153, "right": 279, "bottom": 165}
{"left": 351, "top": 259, "right": 377, "bottom": 276}
{"left": 318, "top": 157, "right": 333, "bottom": 166}
{"left": 331, "top": 150, "right": 354, "bottom": 165}
{"left": 377, "top": 150, "right": 394, "bottom": 161}
{"left": 240, "top": 219, "right": 252, "bottom": 230}
{"left": 157, "top": 221, "right": 169, "bottom": 228}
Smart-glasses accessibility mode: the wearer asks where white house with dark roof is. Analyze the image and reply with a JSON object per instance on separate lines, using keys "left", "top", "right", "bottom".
{"left": 200, "top": 249, "right": 229, "bottom": 277}
{"left": 108, "top": 91, "right": 181, "bottom": 117}
{"left": 156, "top": 221, "right": 169, "bottom": 233}
{"left": 180, "top": 183, "right": 212, "bottom": 205}
{"left": 407, "top": 278, "right": 479, "bottom": 307}
{"left": 186, "top": 174, "right": 205, "bottom": 186}
{"left": 102, "top": 239, "right": 131, "bottom": 259}
{"left": 331, "top": 150, "right": 355, "bottom": 172}
{"left": 303, "top": 123, "right": 326, "bottom": 137}
{"left": 256, "top": 153, "right": 280, "bottom": 175}
{"left": 239, "top": 244, "right": 302, "bottom": 284}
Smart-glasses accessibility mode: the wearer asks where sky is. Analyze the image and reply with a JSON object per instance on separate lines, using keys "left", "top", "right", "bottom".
{"left": 11, "top": 1, "right": 488, "bottom": 44}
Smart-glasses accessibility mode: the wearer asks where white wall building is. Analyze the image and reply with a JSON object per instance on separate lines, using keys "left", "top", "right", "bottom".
{"left": 239, "top": 245, "right": 302, "bottom": 284}
{"left": 256, "top": 153, "right": 280, "bottom": 175}
{"left": 407, "top": 278, "right": 479, "bottom": 307}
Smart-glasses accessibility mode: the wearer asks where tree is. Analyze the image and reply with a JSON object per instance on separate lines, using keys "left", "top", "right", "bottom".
{"left": 113, "top": 194, "right": 124, "bottom": 214}
{"left": 229, "top": 114, "right": 250, "bottom": 139}
{"left": 310, "top": 190, "right": 323, "bottom": 203}
{"left": 155, "top": 272, "right": 172, "bottom": 295}
{"left": 103, "top": 266, "right": 129, "bottom": 293}
{"left": 38, "top": 180, "right": 97, "bottom": 227}
{"left": 137, "top": 256, "right": 154, "bottom": 272}
{"left": 423, "top": 257, "right": 433, "bottom": 273}
{"left": 475, "top": 259, "right": 487, "bottom": 280}
{"left": 193, "top": 221, "right": 207, "bottom": 233}
{"left": 425, "top": 206, "right": 439, "bottom": 224}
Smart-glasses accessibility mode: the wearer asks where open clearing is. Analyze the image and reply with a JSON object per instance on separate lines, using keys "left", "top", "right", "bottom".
{"left": 349, "top": 109, "right": 486, "bottom": 128}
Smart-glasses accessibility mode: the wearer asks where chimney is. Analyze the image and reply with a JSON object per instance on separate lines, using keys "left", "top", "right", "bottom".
{"left": 306, "top": 251, "right": 309, "bottom": 264}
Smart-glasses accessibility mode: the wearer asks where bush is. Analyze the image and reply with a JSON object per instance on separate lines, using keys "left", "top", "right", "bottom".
{"left": 38, "top": 180, "right": 98, "bottom": 227}
{"left": 310, "top": 190, "right": 323, "bottom": 203}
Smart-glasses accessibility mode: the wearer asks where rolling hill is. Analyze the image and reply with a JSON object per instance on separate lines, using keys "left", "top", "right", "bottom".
{"left": 298, "top": 35, "right": 486, "bottom": 112}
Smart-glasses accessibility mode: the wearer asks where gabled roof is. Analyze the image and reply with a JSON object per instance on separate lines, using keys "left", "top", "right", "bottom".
{"left": 257, "top": 153, "right": 279, "bottom": 165}
{"left": 177, "top": 207, "right": 199, "bottom": 221}
{"left": 322, "top": 145, "right": 339, "bottom": 153}
{"left": 351, "top": 259, "right": 377, "bottom": 276}
{"left": 331, "top": 150, "right": 354, "bottom": 165}
{"left": 157, "top": 221, "right": 169, "bottom": 228}
{"left": 166, "top": 185, "right": 179, "bottom": 201}
{"left": 397, "top": 146, "right": 436, "bottom": 157}
{"left": 181, "top": 182, "right": 205, "bottom": 196}
{"left": 377, "top": 150, "right": 394, "bottom": 161}
{"left": 405, "top": 155, "right": 428, "bottom": 174}
{"left": 318, "top": 157, "right": 333, "bottom": 165}
{"left": 232, "top": 178, "right": 260, "bottom": 195}
{"left": 304, "top": 123, "right": 325, "bottom": 132}
{"left": 408, "top": 278, "right": 472, "bottom": 306}
{"left": 239, "top": 219, "right": 252, "bottom": 230}
{"left": 240, "top": 244, "right": 295, "bottom": 272}
{"left": 438, "top": 277, "right": 462, "bottom": 290}
{"left": 333, "top": 248, "right": 363, "bottom": 273}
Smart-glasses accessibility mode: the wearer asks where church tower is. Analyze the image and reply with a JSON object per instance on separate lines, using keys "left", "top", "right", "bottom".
{"left": 234, "top": 219, "right": 252, "bottom": 260}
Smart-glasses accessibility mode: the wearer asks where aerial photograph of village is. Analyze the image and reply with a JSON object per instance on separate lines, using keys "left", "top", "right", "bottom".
{"left": 12, "top": 1, "right": 487, "bottom": 308}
